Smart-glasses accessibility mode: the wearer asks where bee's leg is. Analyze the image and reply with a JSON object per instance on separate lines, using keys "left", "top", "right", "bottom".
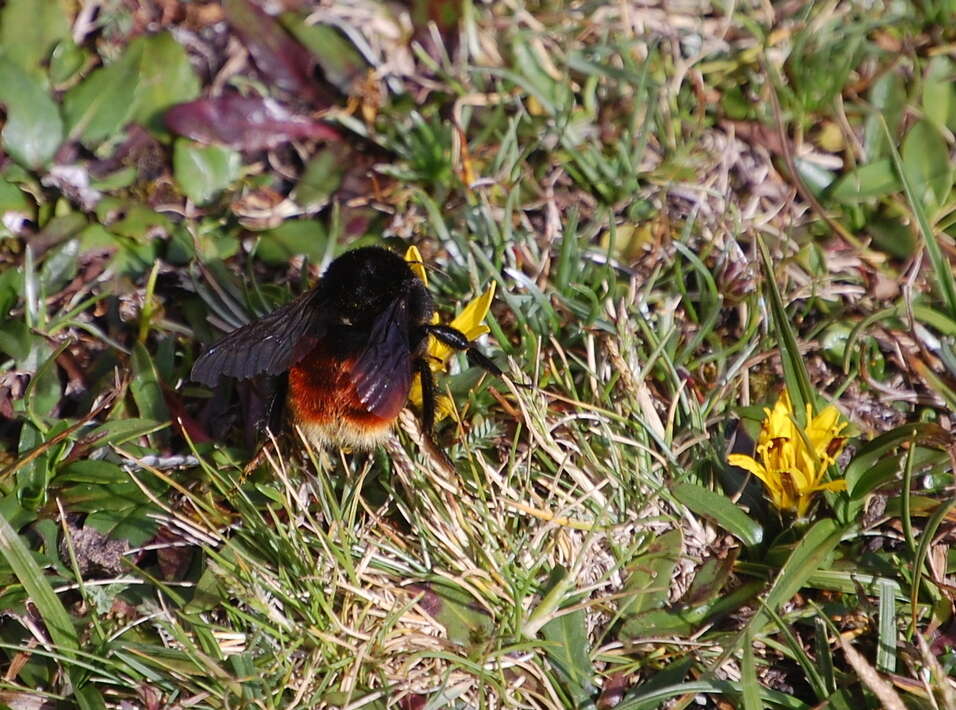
{"left": 415, "top": 357, "right": 437, "bottom": 437}
{"left": 425, "top": 324, "right": 503, "bottom": 376}
{"left": 415, "top": 357, "right": 455, "bottom": 472}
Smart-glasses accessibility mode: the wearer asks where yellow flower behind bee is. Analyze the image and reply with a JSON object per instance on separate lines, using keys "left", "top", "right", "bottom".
{"left": 728, "top": 390, "right": 848, "bottom": 518}
{"left": 403, "top": 246, "right": 495, "bottom": 419}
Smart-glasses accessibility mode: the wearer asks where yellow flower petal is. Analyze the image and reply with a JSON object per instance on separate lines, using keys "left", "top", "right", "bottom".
{"left": 404, "top": 245, "right": 428, "bottom": 286}
{"left": 401, "top": 252, "right": 496, "bottom": 420}
{"left": 728, "top": 389, "right": 849, "bottom": 518}
{"left": 727, "top": 454, "right": 775, "bottom": 491}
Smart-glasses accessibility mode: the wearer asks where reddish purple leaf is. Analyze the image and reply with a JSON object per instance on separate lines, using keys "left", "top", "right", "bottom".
{"left": 165, "top": 95, "right": 340, "bottom": 150}
{"left": 223, "top": 0, "right": 335, "bottom": 108}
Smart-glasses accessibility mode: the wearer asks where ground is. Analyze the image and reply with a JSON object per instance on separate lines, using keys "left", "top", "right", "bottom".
{"left": 0, "top": 0, "right": 955, "bottom": 708}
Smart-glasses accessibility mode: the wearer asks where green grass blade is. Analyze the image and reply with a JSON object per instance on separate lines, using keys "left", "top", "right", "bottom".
{"left": 741, "top": 630, "right": 762, "bottom": 710}
{"left": 761, "top": 602, "right": 828, "bottom": 700}
{"left": 881, "top": 116, "right": 956, "bottom": 319}
{"left": 876, "top": 578, "right": 898, "bottom": 672}
{"left": 0, "top": 513, "right": 105, "bottom": 709}
{"left": 756, "top": 235, "right": 814, "bottom": 417}
{"left": 909, "top": 497, "right": 956, "bottom": 634}
{"left": 618, "top": 679, "right": 810, "bottom": 710}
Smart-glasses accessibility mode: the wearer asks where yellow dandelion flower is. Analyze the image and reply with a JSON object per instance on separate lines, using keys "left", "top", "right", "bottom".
{"left": 728, "top": 390, "right": 848, "bottom": 518}
{"left": 403, "top": 246, "right": 495, "bottom": 419}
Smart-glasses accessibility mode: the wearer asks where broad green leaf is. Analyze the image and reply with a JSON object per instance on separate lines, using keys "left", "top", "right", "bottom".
{"left": 57, "top": 459, "right": 128, "bottom": 484}
{"left": 173, "top": 139, "right": 241, "bottom": 205}
{"left": 130, "top": 32, "right": 201, "bottom": 133}
{"left": 750, "top": 519, "right": 846, "bottom": 633}
{"left": 844, "top": 423, "right": 946, "bottom": 498}
{"left": 258, "top": 219, "right": 330, "bottom": 265}
{"left": 292, "top": 150, "right": 345, "bottom": 210}
{"left": 39, "top": 238, "right": 79, "bottom": 295}
{"left": 0, "top": 0, "right": 71, "bottom": 78}
{"left": 64, "top": 41, "right": 143, "bottom": 146}
{"left": 0, "top": 319, "right": 34, "bottom": 361}
{"left": 850, "top": 446, "right": 946, "bottom": 504}
{"left": 541, "top": 600, "right": 596, "bottom": 706}
{"left": 863, "top": 71, "right": 905, "bottom": 160}
{"left": 415, "top": 580, "right": 493, "bottom": 646}
{"left": 922, "top": 56, "right": 955, "bottom": 131}
{"left": 81, "top": 419, "right": 166, "bottom": 450}
{"left": 26, "top": 344, "right": 63, "bottom": 420}
{"left": 672, "top": 482, "right": 763, "bottom": 547}
{"left": 0, "top": 56, "right": 63, "bottom": 168}
{"left": 619, "top": 529, "right": 682, "bottom": 618}
{"left": 49, "top": 39, "right": 88, "bottom": 85}
{"left": 86, "top": 505, "right": 161, "bottom": 546}
{"left": 16, "top": 420, "right": 56, "bottom": 510}
{"left": 828, "top": 159, "right": 900, "bottom": 204}
{"left": 901, "top": 119, "right": 953, "bottom": 218}
{"left": 868, "top": 213, "right": 917, "bottom": 259}
{"left": 130, "top": 343, "right": 171, "bottom": 448}
{"left": 620, "top": 579, "right": 762, "bottom": 639}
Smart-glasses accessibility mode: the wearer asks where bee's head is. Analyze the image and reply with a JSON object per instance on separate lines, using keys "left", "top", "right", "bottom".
{"left": 321, "top": 246, "right": 434, "bottom": 326}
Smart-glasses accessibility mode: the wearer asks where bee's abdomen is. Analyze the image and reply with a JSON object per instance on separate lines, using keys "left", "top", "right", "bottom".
{"left": 287, "top": 343, "right": 401, "bottom": 449}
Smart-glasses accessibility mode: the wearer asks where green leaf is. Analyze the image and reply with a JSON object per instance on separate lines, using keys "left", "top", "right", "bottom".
{"left": 57, "top": 459, "right": 128, "bottom": 484}
{"left": 750, "top": 519, "right": 846, "bottom": 633}
{"left": 619, "top": 529, "right": 682, "bottom": 618}
{"left": 292, "top": 150, "right": 345, "bottom": 210}
{"left": 82, "top": 418, "right": 166, "bottom": 450}
{"left": 279, "top": 15, "right": 368, "bottom": 93}
{"left": 863, "top": 72, "right": 905, "bottom": 160}
{"left": 867, "top": 213, "right": 917, "bottom": 259}
{"left": 541, "top": 597, "right": 596, "bottom": 705}
{"left": 0, "top": 0, "right": 71, "bottom": 78}
{"left": 0, "top": 55, "right": 63, "bottom": 168}
{"left": 416, "top": 580, "right": 493, "bottom": 646}
{"left": 257, "top": 219, "right": 330, "bottom": 265}
{"left": 63, "top": 41, "right": 143, "bottom": 146}
{"left": 876, "top": 578, "right": 898, "bottom": 672}
{"left": 901, "top": 119, "right": 953, "bottom": 218}
{"left": 0, "top": 512, "right": 106, "bottom": 709}
{"left": 130, "top": 343, "right": 171, "bottom": 448}
{"left": 49, "top": 39, "right": 88, "bottom": 85}
{"left": 0, "top": 319, "right": 34, "bottom": 361}
{"left": 922, "top": 56, "right": 955, "bottom": 132}
{"left": 828, "top": 159, "right": 900, "bottom": 204}
{"left": 741, "top": 630, "right": 762, "bottom": 710}
{"left": 672, "top": 482, "right": 763, "bottom": 548}
{"left": 618, "top": 679, "right": 811, "bottom": 710}
{"left": 86, "top": 505, "right": 160, "bottom": 546}
{"left": 883, "top": 117, "right": 956, "bottom": 320}
{"left": 756, "top": 235, "right": 814, "bottom": 419}
{"left": 173, "top": 139, "right": 241, "bottom": 205}
{"left": 130, "top": 32, "right": 201, "bottom": 133}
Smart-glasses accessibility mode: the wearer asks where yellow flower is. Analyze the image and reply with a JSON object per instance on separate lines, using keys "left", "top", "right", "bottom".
{"left": 728, "top": 390, "right": 848, "bottom": 518}
{"left": 403, "top": 246, "right": 495, "bottom": 419}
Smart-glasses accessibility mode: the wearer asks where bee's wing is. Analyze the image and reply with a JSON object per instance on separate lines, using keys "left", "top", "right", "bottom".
{"left": 351, "top": 297, "right": 414, "bottom": 420}
{"left": 191, "top": 288, "right": 328, "bottom": 386}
